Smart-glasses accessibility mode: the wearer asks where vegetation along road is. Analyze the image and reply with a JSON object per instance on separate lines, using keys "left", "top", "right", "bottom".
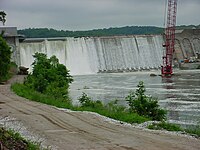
{"left": 0, "top": 75, "right": 200, "bottom": 150}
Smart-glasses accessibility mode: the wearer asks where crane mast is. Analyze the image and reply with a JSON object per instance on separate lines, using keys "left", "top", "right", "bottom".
{"left": 161, "top": 0, "right": 178, "bottom": 76}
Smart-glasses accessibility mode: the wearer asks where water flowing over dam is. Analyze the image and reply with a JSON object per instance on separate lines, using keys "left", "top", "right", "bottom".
{"left": 19, "top": 35, "right": 163, "bottom": 75}
{"left": 18, "top": 29, "right": 200, "bottom": 75}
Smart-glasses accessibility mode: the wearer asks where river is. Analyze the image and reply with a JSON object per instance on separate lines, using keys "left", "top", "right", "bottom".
{"left": 69, "top": 69, "right": 200, "bottom": 128}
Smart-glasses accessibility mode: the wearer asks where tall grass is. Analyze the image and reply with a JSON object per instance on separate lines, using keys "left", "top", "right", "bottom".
{"left": 12, "top": 83, "right": 73, "bottom": 109}
{"left": 147, "top": 122, "right": 200, "bottom": 137}
{"left": 185, "top": 126, "right": 200, "bottom": 137}
{"left": 11, "top": 83, "right": 149, "bottom": 124}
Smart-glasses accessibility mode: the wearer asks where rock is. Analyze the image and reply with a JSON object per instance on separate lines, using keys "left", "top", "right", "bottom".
{"left": 150, "top": 73, "right": 157, "bottom": 77}
{"left": 18, "top": 66, "right": 29, "bottom": 75}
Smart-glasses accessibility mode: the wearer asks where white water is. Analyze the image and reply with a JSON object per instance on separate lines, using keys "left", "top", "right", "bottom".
{"left": 19, "top": 35, "right": 164, "bottom": 75}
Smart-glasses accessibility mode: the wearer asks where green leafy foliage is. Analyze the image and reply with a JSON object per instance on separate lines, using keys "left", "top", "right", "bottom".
{"left": 12, "top": 83, "right": 72, "bottom": 109}
{"left": 126, "top": 81, "right": 166, "bottom": 121}
{"left": 77, "top": 93, "right": 149, "bottom": 123}
{"left": 148, "top": 122, "right": 200, "bottom": 137}
{"left": 0, "top": 36, "right": 11, "bottom": 82}
{"left": 17, "top": 25, "right": 200, "bottom": 38}
{"left": 12, "top": 83, "right": 149, "bottom": 124}
{"left": 78, "top": 92, "right": 103, "bottom": 108}
{"left": 18, "top": 26, "right": 164, "bottom": 38}
{"left": 24, "top": 52, "right": 73, "bottom": 99}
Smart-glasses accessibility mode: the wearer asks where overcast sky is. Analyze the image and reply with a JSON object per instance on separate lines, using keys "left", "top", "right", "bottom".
{"left": 0, "top": 0, "right": 200, "bottom": 30}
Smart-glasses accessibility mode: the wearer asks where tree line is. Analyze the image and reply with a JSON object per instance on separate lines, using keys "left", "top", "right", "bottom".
{"left": 18, "top": 25, "right": 200, "bottom": 38}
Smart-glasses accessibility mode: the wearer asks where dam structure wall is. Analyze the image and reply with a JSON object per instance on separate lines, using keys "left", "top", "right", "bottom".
{"left": 174, "top": 29, "right": 200, "bottom": 61}
{"left": 19, "top": 35, "right": 164, "bottom": 75}
{"left": 18, "top": 29, "right": 200, "bottom": 75}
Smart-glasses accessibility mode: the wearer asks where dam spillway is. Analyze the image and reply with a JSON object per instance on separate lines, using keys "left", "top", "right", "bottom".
{"left": 18, "top": 29, "right": 200, "bottom": 75}
{"left": 19, "top": 35, "right": 163, "bottom": 75}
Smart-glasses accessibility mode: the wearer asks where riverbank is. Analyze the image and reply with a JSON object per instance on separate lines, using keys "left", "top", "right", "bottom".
{"left": 1, "top": 75, "right": 200, "bottom": 149}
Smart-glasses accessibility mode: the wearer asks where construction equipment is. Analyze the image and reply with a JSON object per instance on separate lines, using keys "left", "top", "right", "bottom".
{"left": 161, "top": 0, "right": 178, "bottom": 77}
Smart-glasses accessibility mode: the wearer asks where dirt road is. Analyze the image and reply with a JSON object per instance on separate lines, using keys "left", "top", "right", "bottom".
{"left": 0, "top": 76, "right": 200, "bottom": 150}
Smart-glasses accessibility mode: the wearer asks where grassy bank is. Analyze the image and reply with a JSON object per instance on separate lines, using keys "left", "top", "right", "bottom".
{"left": 11, "top": 83, "right": 200, "bottom": 138}
{"left": 12, "top": 83, "right": 149, "bottom": 124}
{"left": 147, "top": 121, "right": 200, "bottom": 137}
{"left": 0, "top": 127, "right": 41, "bottom": 150}
{"left": 185, "top": 127, "right": 200, "bottom": 137}
{"left": 12, "top": 83, "right": 73, "bottom": 109}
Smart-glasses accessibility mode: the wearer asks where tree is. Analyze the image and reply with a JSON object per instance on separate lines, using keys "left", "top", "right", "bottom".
{"left": 0, "top": 10, "right": 11, "bottom": 82}
{"left": 24, "top": 53, "right": 73, "bottom": 99}
{"left": 0, "top": 11, "right": 6, "bottom": 26}
{"left": 0, "top": 36, "right": 11, "bottom": 82}
{"left": 126, "top": 81, "right": 166, "bottom": 121}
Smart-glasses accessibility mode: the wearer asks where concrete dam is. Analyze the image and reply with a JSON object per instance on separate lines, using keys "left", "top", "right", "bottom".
{"left": 18, "top": 29, "right": 200, "bottom": 75}
{"left": 19, "top": 35, "right": 163, "bottom": 75}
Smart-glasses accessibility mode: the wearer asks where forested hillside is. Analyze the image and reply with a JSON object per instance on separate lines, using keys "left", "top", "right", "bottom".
{"left": 18, "top": 25, "right": 200, "bottom": 38}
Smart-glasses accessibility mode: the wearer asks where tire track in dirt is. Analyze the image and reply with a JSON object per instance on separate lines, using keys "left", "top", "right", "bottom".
{"left": 1, "top": 75, "right": 200, "bottom": 150}
{"left": 52, "top": 112, "right": 190, "bottom": 150}
{"left": 64, "top": 111, "right": 120, "bottom": 133}
{"left": 39, "top": 113, "right": 113, "bottom": 143}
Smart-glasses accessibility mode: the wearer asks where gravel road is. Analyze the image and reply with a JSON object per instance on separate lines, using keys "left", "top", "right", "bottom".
{"left": 0, "top": 75, "right": 200, "bottom": 150}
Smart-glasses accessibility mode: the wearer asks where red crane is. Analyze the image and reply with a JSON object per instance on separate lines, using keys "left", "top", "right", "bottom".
{"left": 161, "top": 0, "right": 178, "bottom": 77}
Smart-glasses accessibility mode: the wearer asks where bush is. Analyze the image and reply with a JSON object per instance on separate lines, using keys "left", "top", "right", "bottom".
{"left": 126, "top": 81, "right": 166, "bottom": 121}
{"left": 78, "top": 92, "right": 103, "bottom": 108}
{"left": 0, "top": 36, "right": 11, "bottom": 82}
{"left": 77, "top": 92, "right": 149, "bottom": 123}
{"left": 24, "top": 53, "right": 73, "bottom": 99}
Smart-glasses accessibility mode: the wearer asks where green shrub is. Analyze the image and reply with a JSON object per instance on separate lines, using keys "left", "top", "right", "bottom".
{"left": 78, "top": 92, "right": 103, "bottom": 108}
{"left": 77, "top": 93, "right": 149, "bottom": 124}
{"left": 126, "top": 81, "right": 166, "bottom": 121}
{"left": 24, "top": 53, "right": 73, "bottom": 99}
{"left": 0, "top": 36, "right": 12, "bottom": 82}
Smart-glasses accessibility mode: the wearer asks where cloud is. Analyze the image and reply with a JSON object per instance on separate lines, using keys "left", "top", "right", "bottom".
{"left": 1, "top": 0, "right": 200, "bottom": 30}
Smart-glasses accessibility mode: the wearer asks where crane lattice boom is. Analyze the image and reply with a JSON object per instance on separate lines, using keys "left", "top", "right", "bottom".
{"left": 161, "top": 0, "right": 178, "bottom": 76}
